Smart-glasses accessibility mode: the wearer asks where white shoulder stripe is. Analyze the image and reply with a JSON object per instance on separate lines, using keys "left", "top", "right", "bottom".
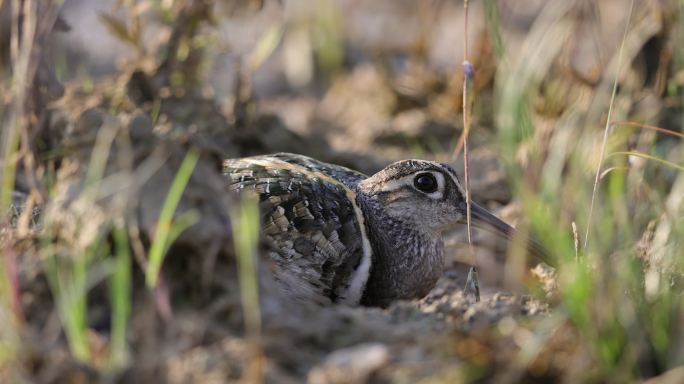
{"left": 338, "top": 203, "right": 373, "bottom": 305}
{"left": 245, "top": 157, "right": 372, "bottom": 306}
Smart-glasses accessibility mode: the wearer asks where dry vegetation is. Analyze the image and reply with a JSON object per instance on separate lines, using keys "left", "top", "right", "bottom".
{"left": 1, "top": 0, "right": 684, "bottom": 383}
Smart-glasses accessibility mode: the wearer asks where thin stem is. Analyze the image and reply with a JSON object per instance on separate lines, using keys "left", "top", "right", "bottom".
{"left": 607, "top": 151, "right": 684, "bottom": 173}
{"left": 461, "top": 0, "right": 479, "bottom": 301}
{"left": 584, "top": 0, "right": 635, "bottom": 251}
{"left": 610, "top": 121, "right": 684, "bottom": 140}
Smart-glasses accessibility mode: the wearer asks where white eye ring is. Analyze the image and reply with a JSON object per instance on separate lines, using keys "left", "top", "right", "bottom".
{"left": 412, "top": 171, "right": 444, "bottom": 200}
{"left": 414, "top": 173, "right": 438, "bottom": 193}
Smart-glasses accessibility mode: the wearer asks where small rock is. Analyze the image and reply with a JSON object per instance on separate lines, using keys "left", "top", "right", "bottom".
{"left": 307, "top": 343, "right": 390, "bottom": 384}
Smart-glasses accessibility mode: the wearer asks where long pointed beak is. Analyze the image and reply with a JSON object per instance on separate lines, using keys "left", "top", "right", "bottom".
{"left": 462, "top": 202, "right": 554, "bottom": 267}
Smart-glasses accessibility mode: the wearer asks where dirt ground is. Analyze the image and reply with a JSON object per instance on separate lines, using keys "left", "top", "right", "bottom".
{"left": 2, "top": 0, "right": 683, "bottom": 383}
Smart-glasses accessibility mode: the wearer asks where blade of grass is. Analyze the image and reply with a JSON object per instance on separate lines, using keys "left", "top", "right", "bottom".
{"left": 611, "top": 121, "right": 684, "bottom": 140}
{"left": 0, "top": 244, "right": 21, "bottom": 373}
{"left": 584, "top": 0, "right": 635, "bottom": 250}
{"left": 45, "top": 237, "right": 117, "bottom": 366}
{"left": 1, "top": 244, "right": 23, "bottom": 322}
{"left": 39, "top": 100, "right": 123, "bottom": 365}
{"left": 483, "top": 0, "right": 505, "bottom": 61}
{"left": 109, "top": 224, "right": 131, "bottom": 369}
{"left": 44, "top": 240, "right": 102, "bottom": 363}
{"left": 145, "top": 150, "right": 199, "bottom": 288}
{"left": 0, "top": 122, "right": 20, "bottom": 218}
{"left": 55, "top": 257, "right": 89, "bottom": 363}
{"left": 0, "top": 3, "right": 35, "bottom": 366}
{"left": 248, "top": 25, "right": 283, "bottom": 72}
{"left": 230, "top": 196, "right": 263, "bottom": 383}
{"left": 1, "top": 0, "right": 37, "bottom": 214}
{"left": 83, "top": 123, "right": 120, "bottom": 201}
{"left": 232, "top": 198, "right": 261, "bottom": 335}
{"left": 607, "top": 151, "right": 684, "bottom": 173}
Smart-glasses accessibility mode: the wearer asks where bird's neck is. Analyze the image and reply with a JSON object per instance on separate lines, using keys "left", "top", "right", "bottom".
{"left": 357, "top": 196, "right": 445, "bottom": 307}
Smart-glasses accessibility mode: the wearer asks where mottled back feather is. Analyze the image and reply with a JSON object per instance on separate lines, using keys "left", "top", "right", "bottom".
{"left": 223, "top": 153, "right": 370, "bottom": 305}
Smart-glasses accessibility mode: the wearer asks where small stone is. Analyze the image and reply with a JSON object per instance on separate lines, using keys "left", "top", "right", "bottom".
{"left": 307, "top": 343, "right": 390, "bottom": 384}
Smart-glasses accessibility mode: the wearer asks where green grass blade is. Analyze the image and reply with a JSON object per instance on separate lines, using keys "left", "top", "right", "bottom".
{"left": 109, "top": 225, "right": 131, "bottom": 369}
{"left": 584, "top": 0, "right": 636, "bottom": 250}
{"left": 44, "top": 244, "right": 96, "bottom": 363}
{"left": 231, "top": 197, "right": 262, "bottom": 336}
{"left": 230, "top": 196, "right": 263, "bottom": 382}
{"left": 145, "top": 150, "right": 200, "bottom": 288}
{"left": 608, "top": 151, "right": 684, "bottom": 173}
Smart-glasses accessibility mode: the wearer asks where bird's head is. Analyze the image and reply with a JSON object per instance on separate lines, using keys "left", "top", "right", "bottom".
{"left": 358, "top": 160, "right": 467, "bottom": 234}
{"left": 358, "top": 159, "right": 551, "bottom": 264}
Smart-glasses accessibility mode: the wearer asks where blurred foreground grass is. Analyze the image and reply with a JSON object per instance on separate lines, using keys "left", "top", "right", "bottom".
{"left": 492, "top": 0, "right": 684, "bottom": 379}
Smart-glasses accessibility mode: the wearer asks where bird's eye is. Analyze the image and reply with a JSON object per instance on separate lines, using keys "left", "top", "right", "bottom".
{"left": 414, "top": 173, "right": 438, "bottom": 193}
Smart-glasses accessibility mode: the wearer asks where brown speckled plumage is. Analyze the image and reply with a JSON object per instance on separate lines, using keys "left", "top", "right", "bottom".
{"left": 223, "top": 153, "right": 551, "bottom": 307}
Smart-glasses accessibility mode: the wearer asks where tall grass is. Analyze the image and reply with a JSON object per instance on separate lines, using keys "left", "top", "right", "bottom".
{"left": 492, "top": 0, "right": 684, "bottom": 379}
{"left": 41, "top": 112, "right": 121, "bottom": 365}
{"left": 39, "top": 142, "right": 199, "bottom": 369}
{"left": 230, "top": 196, "right": 264, "bottom": 382}
{"left": 584, "top": 0, "right": 636, "bottom": 250}
{"left": 44, "top": 239, "right": 100, "bottom": 363}
{"left": 145, "top": 150, "right": 200, "bottom": 288}
{"left": 109, "top": 224, "right": 131, "bottom": 369}
{"left": 1, "top": 0, "right": 38, "bottom": 377}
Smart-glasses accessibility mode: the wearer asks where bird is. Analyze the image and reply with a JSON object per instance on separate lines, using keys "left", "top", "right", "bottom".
{"left": 223, "top": 153, "right": 551, "bottom": 307}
